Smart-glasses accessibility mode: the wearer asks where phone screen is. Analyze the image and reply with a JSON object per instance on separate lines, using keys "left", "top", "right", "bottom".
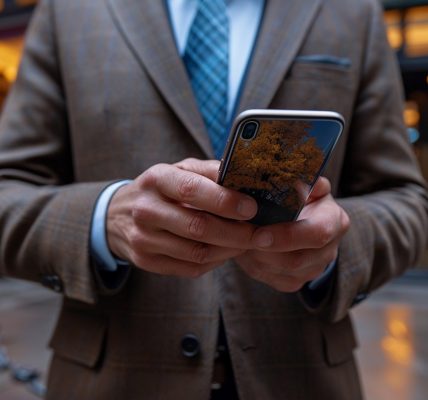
{"left": 218, "top": 112, "right": 343, "bottom": 225}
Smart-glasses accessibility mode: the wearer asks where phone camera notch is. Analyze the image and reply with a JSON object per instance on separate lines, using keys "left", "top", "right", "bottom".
{"left": 240, "top": 121, "right": 259, "bottom": 140}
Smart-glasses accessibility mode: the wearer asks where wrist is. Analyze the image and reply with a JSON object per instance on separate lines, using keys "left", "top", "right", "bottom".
{"left": 106, "top": 183, "right": 133, "bottom": 262}
{"left": 91, "top": 180, "right": 132, "bottom": 271}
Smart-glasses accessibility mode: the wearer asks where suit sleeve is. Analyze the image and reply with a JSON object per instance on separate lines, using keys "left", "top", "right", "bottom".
{"left": 0, "top": 0, "right": 112, "bottom": 303}
{"left": 301, "top": 0, "right": 428, "bottom": 322}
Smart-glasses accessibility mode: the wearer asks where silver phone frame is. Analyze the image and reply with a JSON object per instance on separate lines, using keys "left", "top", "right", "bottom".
{"left": 217, "top": 109, "right": 345, "bottom": 184}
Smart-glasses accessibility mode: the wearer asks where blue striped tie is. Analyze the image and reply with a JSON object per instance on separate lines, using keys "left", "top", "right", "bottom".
{"left": 183, "top": 0, "right": 229, "bottom": 159}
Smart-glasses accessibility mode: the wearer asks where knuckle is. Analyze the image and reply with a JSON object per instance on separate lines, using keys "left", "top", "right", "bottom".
{"left": 214, "top": 189, "right": 228, "bottom": 211}
{"left": 341, "top": 209, "right": 351, "bottom": 232}
{"left": 127, "top": 229, "right": 152, "bottom": 257}
{"left": 127, "top": 226, "right": 143, "bottom": 249}
{"left": 139, "top": 167, "right": 160, "bottom": 189}
{"left": 175, "top": 158, "right": 197, "bottom": 170}
{"left": 132, "top": 199, "right": 156, "bottom": 222}
{"left": 131, "top": 202, "right": 152, "bottom": 221}
{"left": 317, "top": 223, "right": 335, "bottom": 247}
{"left": 177, "top": 175, "right": 201, "bottom": 201}
{"left": 190, "top": 243, "right": 211, "bottom": 264}
{"left": 187, "top": 212, "right": 208, "bottom": 239}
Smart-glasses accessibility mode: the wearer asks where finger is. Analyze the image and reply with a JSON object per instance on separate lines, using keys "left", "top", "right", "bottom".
{"left": 244, "top": 240, "right": 338, "bottom": 280}
{"left": 251, "top": 199, "right": 349, "bottom": 252}
{"left": 132, "top": 195, "right": 256, "bottom": 249}
{"left": 236, "top": 244, "right": 338, "bottom": 293}
{"left": 237, "top": 259, "right": 305, "bottom": 293}
{"left": 130, "top": 228, "right": 245, "bottom": 264}
{"left": 306, "top": 176, "right": 331, "bottom": 203}
{"left": 174, "top": 158, "right": 220, "bottom": 182}
{"left": 130, "top": 252, "right": 219, "bottom": 279}
{"left": 140, "top": 164, "right": 257, "bottom": 220}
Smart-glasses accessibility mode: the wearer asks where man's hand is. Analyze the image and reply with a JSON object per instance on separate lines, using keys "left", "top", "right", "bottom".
{"left": 235, "top": 177, "right": 350, "bottom": 292}
{"left": 106, "top": 158, "right": 258, "bottom": 278}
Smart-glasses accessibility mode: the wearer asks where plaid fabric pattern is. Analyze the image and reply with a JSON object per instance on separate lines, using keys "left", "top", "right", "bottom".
{"left": 183, "top": 0, "right": 229, "bottom": 159}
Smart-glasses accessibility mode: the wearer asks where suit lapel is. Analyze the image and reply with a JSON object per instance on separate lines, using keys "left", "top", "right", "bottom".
{"left": 106, "top": 0, "right": 214, "bottom": 157}
{"left": 236, "top": 0, "right": 323, "bottom": 114}
{"left": 106, "top": 0, "right": 323, "bottom": 157}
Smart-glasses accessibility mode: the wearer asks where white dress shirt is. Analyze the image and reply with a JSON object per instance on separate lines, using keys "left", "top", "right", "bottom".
{"left": 168, "top": 0, "right": 265, "bottom": 117}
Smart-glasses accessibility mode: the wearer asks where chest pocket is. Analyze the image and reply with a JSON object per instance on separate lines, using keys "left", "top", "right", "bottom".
{"left": 272, "top": 55, "right": 358, "bottom": 118}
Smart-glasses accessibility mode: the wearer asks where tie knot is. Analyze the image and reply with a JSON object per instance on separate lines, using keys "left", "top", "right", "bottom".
{"left": 198, "top": 0, "right": 228, "bottom": 9}
{"left": 196, "top": 0, "right": 229, "bottom": 24}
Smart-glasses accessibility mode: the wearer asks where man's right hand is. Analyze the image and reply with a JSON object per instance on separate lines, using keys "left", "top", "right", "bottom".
{"left": 106, "top": 158, "right": 258, "bottom": 278}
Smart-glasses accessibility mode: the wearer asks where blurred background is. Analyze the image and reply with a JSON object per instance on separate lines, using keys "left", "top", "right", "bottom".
{"left": 1, "top": 0, "right": 428, "bottom": 399}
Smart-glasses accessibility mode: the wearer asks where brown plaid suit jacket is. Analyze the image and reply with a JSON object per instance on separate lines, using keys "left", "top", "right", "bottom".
{"left": 0, "top": 0, "right": 427, "bottom": 398}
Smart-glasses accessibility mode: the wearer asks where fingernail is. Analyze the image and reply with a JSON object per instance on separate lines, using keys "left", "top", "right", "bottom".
{"left": 237, "top": 198, "right": 257, "bottom": 218}
{"left": 254, "top": 230, "right": 273, "bottom": 248}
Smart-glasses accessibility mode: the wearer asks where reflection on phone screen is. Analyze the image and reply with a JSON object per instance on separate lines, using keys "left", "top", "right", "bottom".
{"left": 221, "top": 118, "right": 341, "bottom": 225}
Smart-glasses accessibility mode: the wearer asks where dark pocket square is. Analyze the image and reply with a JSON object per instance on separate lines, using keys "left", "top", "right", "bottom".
{"left": 295, "top": 55, "right": 351, "bottom": 68}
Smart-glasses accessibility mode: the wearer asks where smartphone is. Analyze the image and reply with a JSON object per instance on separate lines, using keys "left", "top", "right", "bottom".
{"left": 217, "top": 109, "right": 344, "bottom": 225}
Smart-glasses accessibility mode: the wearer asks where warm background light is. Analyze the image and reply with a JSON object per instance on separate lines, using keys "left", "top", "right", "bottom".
{"left": 385, "top": 6, "right": 428, "bottom": 57}
{"left": 381, "top": 308, "right": 414, "bottom": 366}
{"left": 405, "top": 6, "right": 428, "bottom": 57}
{"left": 15, "top": 0, "right": 37, "bottom": 6}
{"left": 0, "top": 37, "right": 23, "bottom": 79}
{"left": 404, "top": 100, "right": 421, "bottom": 127}
{"left": 0, "top": 37, "right": 24, "bottom": 108}
{"left": 385, "top": 10, "right": 404, "bottom": 50}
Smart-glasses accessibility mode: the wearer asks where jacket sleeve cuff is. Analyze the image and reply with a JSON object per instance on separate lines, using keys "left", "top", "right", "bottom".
{"left": 90, "top": 180, "right": 132, "bottom": 292}
{"left": 91, "top": 180, "right": 132, "bottom": 271}
{"left": 298, "top": 260, "right": 337, "bottom": 311}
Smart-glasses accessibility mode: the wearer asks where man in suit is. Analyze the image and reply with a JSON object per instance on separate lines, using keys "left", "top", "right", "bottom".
{"left": 0, "top": 0, "right": 426, "bottom": 399}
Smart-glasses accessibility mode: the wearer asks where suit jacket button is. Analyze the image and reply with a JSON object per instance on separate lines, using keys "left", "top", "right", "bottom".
{"left": 11, "top": 366, "right": 39, "bottom": 383}
{"left": 181, "top": 334, "right": 200, "bottom": 358}
{"left": 352, "top": 293, "right": 368, "bottom": 306}
{"left": 41, "top": 275, "right": 63, "bottom": 293}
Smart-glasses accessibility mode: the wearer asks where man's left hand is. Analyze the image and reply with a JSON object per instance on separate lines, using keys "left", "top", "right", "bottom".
{"left": 235, "top": 177, "right": 350, "bottom": 292}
